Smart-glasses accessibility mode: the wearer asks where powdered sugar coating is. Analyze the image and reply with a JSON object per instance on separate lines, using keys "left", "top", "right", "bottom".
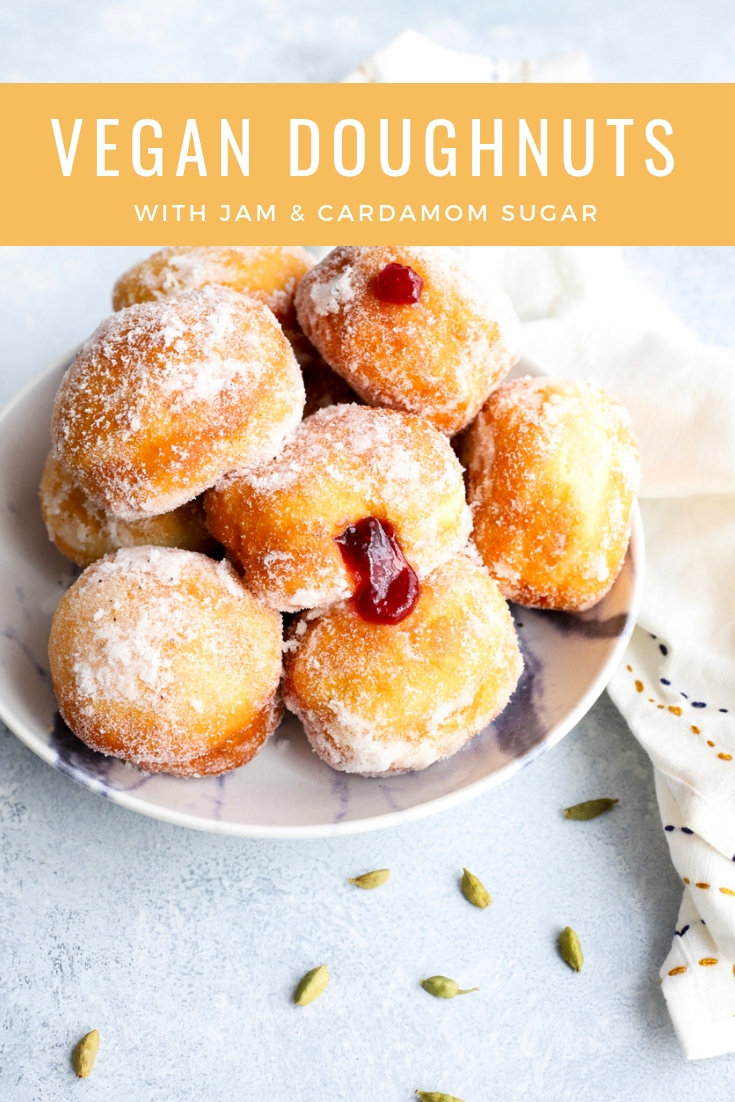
{"left": 295, "top": 246, "right": 521, "bottom": 434}
{"left": 52, "top": 286, "right": 305, "bottom": 518}
{"left": 283, "top": 554, "right": 523, "bottom": 776}
{"left": 309, "top": 268, "right": 357, "bottom": 316}
{"left": 112, "top": 245, "right": 314, "bottom": 329}
{"left": 49, "top": 547, "right": 283, "bottom": 776}
{"left": 465, "top": 377, "right": 641, "bottom": 611}
{"left": 205, "top": 404, "right": 472, "bottom": 612}
{"left": 40, "top": 451, "right": 216, "bottom": 568}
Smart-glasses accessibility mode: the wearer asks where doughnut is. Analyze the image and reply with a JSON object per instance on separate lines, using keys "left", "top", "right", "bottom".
{"left": 294, "top": 246, "right": 521, "bottom": 434}
{"left": 111, "top": 245, "right": 314, "bottom": 336}
{"left": 40, "top": 451, "right": 217, "bottom": 568}
{"left": 48, "top": 547, "right": 283, "bottom": 776}
{"left": 465, "top": 377, "right": 641, "bottom": 611}
{"left": 52, "top": 285, "right": 305, "bottom": 519}
{"left": 204, "top": 404, "right": 472, "bottom": 612}
{"left": 282, "top": 554, "right": 523, "bottom": 776}
{"left": 299, "top": 347, "right": 360, "bottom": 418}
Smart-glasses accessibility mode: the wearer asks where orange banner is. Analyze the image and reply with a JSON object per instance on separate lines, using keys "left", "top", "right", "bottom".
{"left": 0, "top": 83, "right": 733, "bottom": 244}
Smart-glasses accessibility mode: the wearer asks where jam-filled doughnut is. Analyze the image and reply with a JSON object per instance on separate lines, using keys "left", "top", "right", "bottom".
{"left": 294, "top": 246, "right": 520, "bottom": 435}
{"left": 465, "top": 377, "right": 641, "bottom": 611}
{"left": 48, "top": 547, "right": 283, "bottom": 776}
{"left": 204, "top": 404, "right": 472, "bottom": 613}
{"left": 283, "top": 554, "right": 523, "bottom": 776}
{"left": 112, "top": 245, "right": 314, "bottom": 334}
{"left": 52, "top": 285, "right": 305, "bottom": 519}
{"left": 40, "top": 452, "right": 216, "bottom": 568}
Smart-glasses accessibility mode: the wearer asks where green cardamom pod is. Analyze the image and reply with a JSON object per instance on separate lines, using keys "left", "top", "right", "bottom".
{"left": 293, "top": 964, "right": 330, "bottom": 1006}
{"left": 461, "top": 867, "right": 491, "bottom": 909}
{"left": 559, "top": 926, "right": 584, "bottom": 972}
{"left": 349, "top": 868, "right": 391, "bottom": 889}
{"left": 564, "top": 798, "right": 618, "bottom": 821}
{"left": 421, "top": 975, "right": 479, "bottom": 999}
{"left": 415, "top": 1091, "right": 466, "bottom": 1102}
{"left": 72, "top": 1029, "right": 100, "bottom": 1078}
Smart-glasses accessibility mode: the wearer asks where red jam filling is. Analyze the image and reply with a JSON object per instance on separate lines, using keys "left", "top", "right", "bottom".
{"left": 375, "top": 263, "right": 424, "bottom": 304}
{"left": 335, "top": 516, "right": 419, "bottom": 624}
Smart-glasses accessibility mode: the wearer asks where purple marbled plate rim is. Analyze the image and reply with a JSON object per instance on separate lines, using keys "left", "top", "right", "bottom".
{"left": 0, "top": 349, "right": 644, "bottom": 838}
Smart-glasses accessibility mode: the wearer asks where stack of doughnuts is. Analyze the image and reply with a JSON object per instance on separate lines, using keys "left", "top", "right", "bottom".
{"left": 45, "top": 245, "right": 640, "bottom": 779}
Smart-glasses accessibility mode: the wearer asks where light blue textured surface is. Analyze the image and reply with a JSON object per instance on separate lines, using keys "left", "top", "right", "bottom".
{"left": 2, "top": 3, "right": 735, "bottom": 1098}
{"left": 0, "top": 695, "right": 701, "bottom": 1101}
{"left": 1, "top": 0, "right": 735, "bottom": 81}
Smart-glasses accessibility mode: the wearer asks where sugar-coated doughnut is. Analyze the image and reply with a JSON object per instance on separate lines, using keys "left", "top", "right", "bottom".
{"left": 52, "top": 286, "right": 305, "bottom": 519}
{"left": 49, "top": 547, "right": 283, "bottom": 776}
{"left": 465, "top": 377, "right": 641, "bottom": 611}
{"left": 283, "top": 554, "right": 523, "bottom": 776}
{"left": 112, "top": 245, "right": 314, "bottom": 334}
{"left": 298, "top": 345, "right": 360, "bottom": 418}
{"left": 204, "top": 404, "right": 472, "bottom": 612}
{"left": 294, "top": 246, "right": 520, "bottom": 434}
{"left": 40, "top": 452, "right": 216, "bottom": 568}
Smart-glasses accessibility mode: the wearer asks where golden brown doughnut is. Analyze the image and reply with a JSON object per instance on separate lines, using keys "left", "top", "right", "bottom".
{"left": 299, "top": 348, "right": 361, "bottom": 416}
{"left": 49, "top": 547, "right": 283, "bottom": 776}
{"left": 112, "top": 245, "right": 314, "bottom": 333}
{"left": 294, "top": 246, "right": 520, "bottom": 434}
{"left": 40, "top": 452, "right": 217, "bottom": 568}
{"left": 52, "top": 286, "right": 304, "bottom": 519}
{"left": 465, "top": 377, "right": 641, "bottom": 611}
{"left": 283, "top": 554, "right": 523, "bottom": 776}
{"left": 204, "top": 404, "right": 472, "bottom": 612}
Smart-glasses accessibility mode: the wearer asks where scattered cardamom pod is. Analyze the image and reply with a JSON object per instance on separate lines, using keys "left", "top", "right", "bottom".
{"left": 564, "top": 798, "right": 618, "bottom": 821}
{"left": 349, "top": 868, "right": 391, "bottom": 889}
{"left": 421, "top": 976, "right": 479, "bottom": 999}
{"left": 415, "top": 1091, "right": 466, "bottom": 1102}
{"left": 293, "top": 964, "right": 330, "bottom": 1006}
{"left": 72, "top": 1029, "right": 100, "bottom": 1078}
{"left": 559, "top": 926, "right": 584, "bottom": 972}
{"left": 461, "top": 867, "right": 491, "bottom": 909}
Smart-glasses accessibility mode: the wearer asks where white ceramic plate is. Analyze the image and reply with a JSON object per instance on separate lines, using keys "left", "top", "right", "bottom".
{"left": 0, "top": 350, "right": 643, "bottom": 838}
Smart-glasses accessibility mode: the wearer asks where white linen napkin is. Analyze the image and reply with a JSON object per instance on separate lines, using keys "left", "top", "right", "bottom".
{"left": 354, "top": 31, "right": 735, "bottom": 1060}
{"left": 344, "top": 28, "right": 591, "bottom": 83}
